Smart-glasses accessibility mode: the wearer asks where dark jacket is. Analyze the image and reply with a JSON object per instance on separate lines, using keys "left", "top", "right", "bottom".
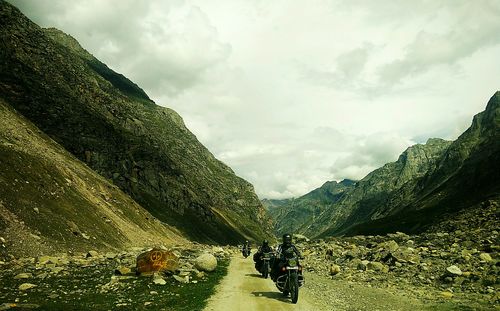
{"left": 276, "top": 243, "right": 301, "bottom": 260}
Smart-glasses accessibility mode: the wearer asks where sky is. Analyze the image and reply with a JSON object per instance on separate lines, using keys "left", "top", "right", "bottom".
{"left": 9, "top": 0, "right": 500, "bottom": 199}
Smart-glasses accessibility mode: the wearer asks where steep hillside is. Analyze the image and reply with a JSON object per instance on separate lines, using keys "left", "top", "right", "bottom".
{"left": 0, "top": 98, "right": 185, "bottom": 258}
{"left": 312, "top": 138, "right": 452, "bottom": 236}
{"left": 339, "top": 92, "right": 500, "bottom": 236}
{"left": 264, "top": 180, "right": 356, "bottom": 236}
{"left": 0, "top": 1, "right": 272, "bottom": 244}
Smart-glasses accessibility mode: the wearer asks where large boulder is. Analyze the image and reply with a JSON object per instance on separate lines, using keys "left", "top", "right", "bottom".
{"left": 194, "top": 253, "right": 217, "bottom": 272}
{"left": 136, "top": 248, "right": 179, "bottom": 274}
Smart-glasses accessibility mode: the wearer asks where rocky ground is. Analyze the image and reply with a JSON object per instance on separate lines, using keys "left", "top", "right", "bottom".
{"left": 0, "top": 244, "right": 232, "bottom": 310}
{"left": 298, "top": 203, "right": 499, "bottom": 310}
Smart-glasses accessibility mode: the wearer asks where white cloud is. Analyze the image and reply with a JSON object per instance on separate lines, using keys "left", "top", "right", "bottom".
{"left": 8, "top": 0, "right": 500, "bottom": 199}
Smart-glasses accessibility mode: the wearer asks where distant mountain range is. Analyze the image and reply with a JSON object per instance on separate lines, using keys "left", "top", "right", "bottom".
{"left": 0, "top": 0, "right": 272, "bottom": 257}
{"left": 264, "top": 92, "right": 500, "bottom": 238}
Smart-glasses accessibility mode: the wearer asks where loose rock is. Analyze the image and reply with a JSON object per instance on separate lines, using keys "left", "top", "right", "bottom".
{"left": 194, "top": 253, "right": 217, "bottom": 272}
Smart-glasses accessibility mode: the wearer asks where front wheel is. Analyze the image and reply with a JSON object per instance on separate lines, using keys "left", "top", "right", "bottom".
{"left": 290, "top": 272, "right": 299, "bottom": 304}
{"left": 263, "top": 262, "right": 269, "bottom": 279}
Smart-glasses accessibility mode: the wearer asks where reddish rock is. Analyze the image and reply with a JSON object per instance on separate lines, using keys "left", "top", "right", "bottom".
{"left": 136, "top": 248, "right": 179, "bottom": 274}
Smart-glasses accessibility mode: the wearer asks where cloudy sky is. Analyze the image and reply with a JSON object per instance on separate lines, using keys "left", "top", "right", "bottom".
{"left": 10, "top": 0, "right": 500, "bottom": 199}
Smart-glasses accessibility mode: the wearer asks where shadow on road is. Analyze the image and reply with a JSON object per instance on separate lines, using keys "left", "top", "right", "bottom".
{"left": 251, "top": 291, "right": 291, "bottom": 303}
{"left": 245, "top": 273, "right": 263, "bottom": 278}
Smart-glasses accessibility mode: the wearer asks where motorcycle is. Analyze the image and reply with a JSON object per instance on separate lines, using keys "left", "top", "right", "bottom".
{"left": 242, "top": 246, "right": 251, "bottom": 258}
{"left": 260, "top": 251, "right": 273, "bottom": 278}
{"left": 274, "top": 255, "right": 304, "bottom": 304}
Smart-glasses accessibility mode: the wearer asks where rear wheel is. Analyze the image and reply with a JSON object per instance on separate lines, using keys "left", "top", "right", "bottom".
{"left": 290, "top": 273, "right": 299, "bottom": 304}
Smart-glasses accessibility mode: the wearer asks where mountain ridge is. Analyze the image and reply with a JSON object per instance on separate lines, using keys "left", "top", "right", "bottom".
{"left": 0, "top": 0, "right": 272, "bottom": 245}
{"left": 269, "top": 92, "right": 499, "bottom": 239}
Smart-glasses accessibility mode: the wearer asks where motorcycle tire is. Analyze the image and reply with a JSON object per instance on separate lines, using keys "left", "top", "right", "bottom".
{"left": 290, "top": 272, "right": 299, "bottom": 304}
{"left": 263, "top": 262, "right": 269, "bottom": 279}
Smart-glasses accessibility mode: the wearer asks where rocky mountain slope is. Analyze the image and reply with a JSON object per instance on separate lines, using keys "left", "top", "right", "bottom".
{"left": 316, "top": 137, "right": 453, "bottom": 236}
{"left": 336, "top": 92, "right": 500, "bottom": 237}
{"left": 299, "top": 199, "right": 499, "bottom": 309}
{"left": 263, "top": 180, "right": 356, "bottom": 235}
{"left": 0, "top": 98, "right": 185, "bottom": 258}
{"left": 0, "top": 0, "right": 272, "bottom": 244}
{"left": 270, "top": 92, "right": 499, "bottom": 239}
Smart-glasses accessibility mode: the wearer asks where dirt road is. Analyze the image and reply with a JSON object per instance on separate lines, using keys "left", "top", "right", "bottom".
{"left": 203, "top": 256, "right": 471, "bottom": 311}
{"left": 204, "top": 255, "right": 320, "bottom": 311}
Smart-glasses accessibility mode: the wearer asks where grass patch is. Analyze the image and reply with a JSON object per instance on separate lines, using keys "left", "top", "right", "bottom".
{"left": 0, "top": 259, "right": 229, "bottom": 311}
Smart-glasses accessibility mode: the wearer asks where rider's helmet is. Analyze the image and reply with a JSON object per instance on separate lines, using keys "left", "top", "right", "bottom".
{"left": 282, "top": 233, "right": 292, "bottom": 246}
{"left": 262, "top": 239, "right": 269, "bottom": 246}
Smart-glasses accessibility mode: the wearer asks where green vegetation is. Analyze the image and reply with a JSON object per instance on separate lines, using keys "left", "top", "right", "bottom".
{"left": 0, "top": 260, "right": 229, "bottom": 311}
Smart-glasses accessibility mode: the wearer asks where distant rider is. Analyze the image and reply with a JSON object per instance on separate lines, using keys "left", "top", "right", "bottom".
{"left": 242, "top": 240, "right": 251, "bottom": 257}
{"left": 271, "top": 233, "right": 302, "bottom": 281}
{"left": 253, "top": 240, "right": 273, "bottom": 272}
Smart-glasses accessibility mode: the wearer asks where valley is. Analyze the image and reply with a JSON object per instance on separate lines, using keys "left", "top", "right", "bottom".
{"left": 0, "top": 0, "right": 498, "bottom": 310}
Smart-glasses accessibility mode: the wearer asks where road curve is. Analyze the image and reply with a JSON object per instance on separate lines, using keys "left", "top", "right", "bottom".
{"left": 204, "top": 255, "right": 319, "bottom": 311}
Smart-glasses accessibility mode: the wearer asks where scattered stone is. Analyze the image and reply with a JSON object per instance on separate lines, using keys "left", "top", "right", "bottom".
{"left": 211, "top": 246, "right": 224, "bottom": 254}
{"left": 33, "top": 207, "right": 39, "bottom": 213}
{"left": 38, "top": 256, "right": 57, "bottom": 265}
{"left": 479, "top": 253, "right": 493, "bottom": 262}
{"left": 50, "top": 267, "right": 65, "bottom": 274}
{"left": 329, "top": 264, "right": 341, "bottom": 275}
{"left": 446, "top": 265, "right": 462, "bottom": 276}
{"left": 173, "top": 275, "right": 189, "bottom": 283}
{"left": 115, "top": 266, "right": 132, "bottom": 275}
{"left": 367, "top": 261, "right": 388, "bottom": 273}
{"left": 152, "top": 277, "right": 166, "bottom": 285}
{"left": 81, "top": 233, "right": 90, "bottom": 240}
{"left": 14, "top": 273, "right": 32, "bottom": 279}
{"left": 194, "top": 253, "right": 217, "bottom": 272}
{"left": 18, "top": 283, "right": 37, "bottom": 291}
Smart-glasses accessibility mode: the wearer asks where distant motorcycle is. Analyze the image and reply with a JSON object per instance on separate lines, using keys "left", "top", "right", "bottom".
{"left": 242, "top": 246, "right": 251, "bottom": 258}
{"left": 260, "top": 251, "right": 273, "bottom": 278}
{"left": 274, "top": 255, "right": 304, "bottom": 304}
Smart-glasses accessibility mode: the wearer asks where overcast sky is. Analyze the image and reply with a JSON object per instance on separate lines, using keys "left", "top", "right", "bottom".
{"left": 10, "top": 0, "right": 500, "bottom": 199}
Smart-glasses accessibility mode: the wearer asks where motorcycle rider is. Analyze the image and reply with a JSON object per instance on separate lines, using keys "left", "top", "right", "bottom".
{"left": 242, "top": 240, "right": 251, "bottom": 257}
{"left": 253, "top": 239, "right": 273, "bottom": 272}
{"left": 271, "top": 233, "right": 303, "bottom": 281}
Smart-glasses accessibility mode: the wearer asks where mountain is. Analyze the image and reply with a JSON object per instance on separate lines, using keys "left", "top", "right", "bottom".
{"left": 0, "top": 98, "right": 186, "bottom": 257}
{"left": 313, "top": 137, "right": 453, "bottom": 236}
{"left": 270, "top": 92, "right": 499, "bottom": 238}
{"left": 262, "top": 179, "right": 356, "bottom": 236}
{"left": 339, "top": 91, "right": 500, "bottom": 236}
{"left": 0, "top": 1, "right": 272, "bottom": 245}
